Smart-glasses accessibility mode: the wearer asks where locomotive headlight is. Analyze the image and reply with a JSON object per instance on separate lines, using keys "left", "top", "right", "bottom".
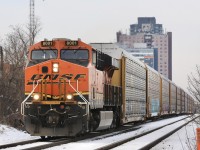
{"left": 53, "top": 63, "right": 59, "bottom": 73}
{"left": 66, "top": 94, "right": 73, "bottom": 100}
{"left": 33, "top": 94, "right": 40, "bottom": 100}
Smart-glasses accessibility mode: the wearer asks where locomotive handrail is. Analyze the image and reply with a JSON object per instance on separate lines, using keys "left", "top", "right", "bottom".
{"left": 66, "top": 79, "right": 90, "bottom": 131}
{"left": 21, "top": 79, "right": 42, "bottom": 116}
{"left": 67, "top": 79, "right": 89, "bottom": 104}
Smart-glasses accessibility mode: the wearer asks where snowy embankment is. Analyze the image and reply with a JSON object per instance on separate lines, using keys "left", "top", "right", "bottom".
{"left": 112, "top": 115, "right": 199, "bottom": 150}
{"left": 151, "top": 118, "right": 199, "bottom": 150}
{"left": 0, "top": 124, "right": 39, "bottom": 146}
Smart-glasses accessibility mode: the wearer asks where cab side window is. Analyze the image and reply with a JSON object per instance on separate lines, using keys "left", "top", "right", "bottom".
{"left": 92, "top": 49, "right": 96, "bottom": 66}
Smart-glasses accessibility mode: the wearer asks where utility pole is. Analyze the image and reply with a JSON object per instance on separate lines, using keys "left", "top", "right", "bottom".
{"left": 30, "top": 0, "right": 35, "bottom": 45}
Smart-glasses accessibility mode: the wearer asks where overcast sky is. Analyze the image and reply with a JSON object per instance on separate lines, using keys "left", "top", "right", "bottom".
{"left": 0, "top": 0, "right": 200, "bottom": 91}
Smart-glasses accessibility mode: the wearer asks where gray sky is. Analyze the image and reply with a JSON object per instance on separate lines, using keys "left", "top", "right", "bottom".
{"left": 0, "top": 0, "right": 200, "bottom": 91}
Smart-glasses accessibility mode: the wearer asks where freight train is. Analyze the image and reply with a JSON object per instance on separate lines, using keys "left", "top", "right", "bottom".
{"left": 21, "top": 38, "right": 194, "bottom": 138}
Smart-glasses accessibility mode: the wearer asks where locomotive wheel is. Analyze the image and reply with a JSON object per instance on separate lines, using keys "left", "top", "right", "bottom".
{"left": 40, "top": 136, "right": 52, "bottom": 140}
{"left": 40, "top": 136, "right": 46, "bottom": 140}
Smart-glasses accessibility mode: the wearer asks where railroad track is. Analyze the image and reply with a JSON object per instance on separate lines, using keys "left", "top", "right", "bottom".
{"left": 34, "top": 115, "right": 194, "bottom": 150}
{"left": 97, "top": 114, "right": 199, "bottom": 150}
{"left": 36, "top": 115, "right": 194, "bottom": 150}
{"left": 0, "top": 139, "right": 40, "bottom": 149}
{"left": 0, "top": 123, "right": 140, "bottom": 150}
{"left": 0, "top": 137, "right": 74, "bottom": 150}
{"left": 0, "top": 137, "right": 70, "bottom": 150}
{"left": 0, "top": 115, "right": 192, "bottom": 150}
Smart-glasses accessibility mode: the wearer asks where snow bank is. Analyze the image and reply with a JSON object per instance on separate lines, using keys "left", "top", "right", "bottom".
{"left": 0, "top": 124, "right": 38, "bottom": 145}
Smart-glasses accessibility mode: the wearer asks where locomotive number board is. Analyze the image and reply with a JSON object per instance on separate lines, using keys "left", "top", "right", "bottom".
{"left": 65, "top": 41, "right": 78, "bottom": 46}
{"left": 41, "top": 41, "right": 54, "bottom": 47}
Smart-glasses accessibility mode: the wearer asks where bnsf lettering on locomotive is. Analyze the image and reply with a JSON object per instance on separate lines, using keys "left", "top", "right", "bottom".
{"left": 30, "top": 74, "right": 86, "bottom": 81}
{"left": 52, "top": 74, "right": 59, "bottom": 80}
{"left": 61, "top": 74, "right": 73, "bottom": 80}
{"left": 31, "top": 74, "right": 44, "bottom": 80}
{"left": 61, "top": 74, "right": 86, "bottom": 80}
{"left": 31, "top": 74, "right": 59, "bottom": 80}
{"left": 74, "top": 74, "right": 86, "bottom": 80}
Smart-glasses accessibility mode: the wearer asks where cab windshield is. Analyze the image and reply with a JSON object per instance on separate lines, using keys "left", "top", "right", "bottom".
{"left": 61, "top": 49, "right": 89, "bottom": 67}
{"left": 32, "top": 50, "right": 58, "bottom": 60}
{"left": 27, "top": 49, "right": 58, "bottom": 66}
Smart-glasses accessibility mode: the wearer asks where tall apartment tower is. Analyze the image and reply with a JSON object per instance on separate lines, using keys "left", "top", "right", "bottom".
{"left": 117, "top": 17, "right": 172, "bottom": 80}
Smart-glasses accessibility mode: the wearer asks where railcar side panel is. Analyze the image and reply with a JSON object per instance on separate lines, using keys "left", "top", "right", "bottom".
{"left": 170, "top": 82, "right": 177, "bottom": 114}
{"left": 189, "top": 95, "right": 191, "bottom": 113}
{"left": 146, "top": 66, "right": 160, "bottom": 117}
{"left": 181, "top": 90, "right": 185, "bottom": 113}
{"left": 189, "top": 96, "right": 193, "bottom": 113}
{"left": 122, "top": 56, "right": 146, "bottom": 123}
{"left": 185, "top": 94, "right": 188, "bottom": 113}
{"left": 176, "top": 87, "right": 181, "bottom": 114}
{"left": 188, "top": 96, "right": 190, "bottom": 113}
{"left": 161, "top": 77, "right": 169, "bottom": 115}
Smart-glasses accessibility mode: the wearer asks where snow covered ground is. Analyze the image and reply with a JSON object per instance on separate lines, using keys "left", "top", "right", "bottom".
{"left": 0, "top": 115, "right": 199, "bottom": 150}
{"left": 112, "top": 116, "right": 199, "bottom": 150}
{"left": 152, "top": 118, "right": 200, "bottom": 150}
{"left": 0, "top": 124, "right": 39, "bottom": 146}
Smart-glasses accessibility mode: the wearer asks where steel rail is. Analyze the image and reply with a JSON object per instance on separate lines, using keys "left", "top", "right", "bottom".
{"left": 0, "top": 139, "right": 40, "bottom": 149}
{"left": 95, "top": 115, "right": 198, "bottom": 150}
{"left": 139, "top": 115, "right": 200, "bottom": 150}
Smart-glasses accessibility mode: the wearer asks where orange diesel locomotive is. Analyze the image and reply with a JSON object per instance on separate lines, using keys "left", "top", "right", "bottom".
{"left": 21, "top": 39, "right": 121, "bottom": 137}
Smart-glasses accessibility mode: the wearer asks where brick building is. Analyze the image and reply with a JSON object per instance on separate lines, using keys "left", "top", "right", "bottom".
{"left": 117, "top": 17, "right": 172, "bottom": 80}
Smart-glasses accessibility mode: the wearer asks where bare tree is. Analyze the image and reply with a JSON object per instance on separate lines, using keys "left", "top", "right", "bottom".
{"left": 188, "top": 65, "right": 200, "bottom": 103}
{"left": 0, "top": 20, "right": 41, "bottom": 127}
{"left": 187, "top": 66, "right": 200, "bottom": 149}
